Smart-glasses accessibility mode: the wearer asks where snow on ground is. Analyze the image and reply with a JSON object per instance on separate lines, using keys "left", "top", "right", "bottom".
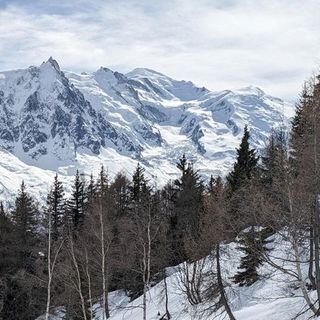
{"left": 41, "top": 232, "right": 320, "bottom": 320}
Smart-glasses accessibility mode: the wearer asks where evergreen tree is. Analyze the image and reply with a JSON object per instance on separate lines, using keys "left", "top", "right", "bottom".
{"left": 130, "top": 163, "right": 150, "bottom": 203}
{"left": 227, "top": 125, "right": 259, "bottom": 193}
{"left": 260, "top": 129, "right": 288, "bottom": 188}
{"left": 110, "top": 172, "right": 131, "bottom": 218}
{"left": 46, "top": 174, "right": 65, "bottom": 241}
{"left": 0, "top": 202, "right": 15, "bottom": 275}
{"left": 8, "top": 182, "right": 45, "bottom": 320}
{"left": 172, "top": 155, "right": 204, "bottom": 261}
{"left": 68, "top": 170, "right": 86, "bottom": 229}
{"left": 122, "top": 164, "right": 152, "bottom": 298}
{"left": 233, "top": 227, "right": 272, "bottom": 286}
{"left": 97, "top": 165, "right": 109, "bottom": 197}
{"left": 12, "top": 181, "right": 39, "bottom": 271}
{"left": 86, "top": 173, "right": 96, "bottom": 204}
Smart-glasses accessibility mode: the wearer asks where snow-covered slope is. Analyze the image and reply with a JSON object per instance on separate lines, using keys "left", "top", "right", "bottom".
{"left": 39, "top": 232, "right": 318, "bottom": 320}
{"left": 0, "top": 58, "right": 294, "bottom": 201}
{"left": 100, "top": 233, "right": 318, "bottom": 320}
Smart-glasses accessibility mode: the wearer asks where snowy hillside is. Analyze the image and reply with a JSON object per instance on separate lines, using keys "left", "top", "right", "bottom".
{"left": 0, "top": 58, "right": 294, "bottom": 201}
{"left": 105, "top": 235, "right": 316, "bottom": 320}
{"left": 39, "top": 232, "right": 318, "bottom": 320}
{"left": 103, "top": 234, "right": 318, "bottom": 320}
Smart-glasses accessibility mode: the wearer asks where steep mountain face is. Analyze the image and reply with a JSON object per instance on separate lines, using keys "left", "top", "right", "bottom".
{"left": 0, "top": 58, "right": 140, "bottom": 165}
{"left": 0, "top": 58, "right": 293, "bottom": 201}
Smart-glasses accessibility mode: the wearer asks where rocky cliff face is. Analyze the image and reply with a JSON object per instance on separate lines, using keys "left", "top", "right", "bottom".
{"left": 0, "top": 58, "right": 293, "bottom": 200}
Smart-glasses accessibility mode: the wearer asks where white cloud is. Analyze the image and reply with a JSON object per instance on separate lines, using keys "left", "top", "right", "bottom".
{"left": 0, "top": 0, "right": 319, "bottom": 100}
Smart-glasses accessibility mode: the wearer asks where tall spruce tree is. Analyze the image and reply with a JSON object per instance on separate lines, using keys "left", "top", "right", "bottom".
{"left": 68, "top": 170, "right": 86, "bottom": 229}
{"left": 8, "top": 182, "right": 45, "bottom": 320}
{"left": 227, "top": 127, "right": 264, "bottom": 287}
{"left": 130, "top": 163, "right": 150, "bottom": 203}
{"left": 172, "top": 154, "right": 204, "bottom": 262}
{"left": 233, "top": 227, "right": 272, "bottom": 286}
{"left": 123, "top": 164, "right": 152, "bottom": 298}
{"left": 12, "top": 181, "right": 39, "bottom": 271}
{"left": 0, "top": 202, "right": 15, "bottom": 280}
{"left": 47, "top": 174, "right": 65, "bottom": 241}
{"left": 227, "top": 125, "right": 259, "bottom": 193}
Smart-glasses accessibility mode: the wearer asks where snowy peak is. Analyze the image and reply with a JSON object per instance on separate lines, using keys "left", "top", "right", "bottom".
{"left": 0, "top": 59, "right": 294, "bottom": 200}
{"left": 41, "top": 56, "right": 61, "bottom": 72}
{"left": 126, "top": 67, "right": 209, "bottom": 101}
{"left": 126, "top": 67, "right": 168, "bottom": 80}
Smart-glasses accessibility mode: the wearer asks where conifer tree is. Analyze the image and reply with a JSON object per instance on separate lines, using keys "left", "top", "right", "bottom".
{"left": 47, "top": 174, "right": 65, "bottom": 241}
{"left": 233, "top": 227, "right": 272, "bottom": 286}
{"left": 8, "top": 182, "right": 45, "bottom": 320}
{"left": 172, "top": 154, "right": 204, "bottom": 261}
{"left": 227, "top": 127, "right": 263, "bottom": 287}
{"left": 86, "top": 173, "right": 96, "bottom": 205}
{"left": 110, "top": 172, "right": 131, "bottom": 217}
{"left": 130, "top": 163, "right": 150, "bottom": 203}
{"left": 12, "top": 181, "right": 39, "bottom": 271}
{"left": 97, "top": 165, "right": 109, "bottom": 197}
{"left": 0, "top": 202, "right": 15, "bottom": 275}
{"left": 68, "top": 170, "right": 86, "bottom": 229}
{"left": 260, "top": 129, "right": 288, "bottom": 189}
{"left": 227, "top": 125, "right": 259, "bottom": 193}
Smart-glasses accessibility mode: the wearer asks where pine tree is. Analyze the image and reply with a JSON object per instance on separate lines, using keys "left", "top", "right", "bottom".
{"left": 8, "top": 182, "right": 45, "bottom": 320}
{"left": 260, "top": 129, "right": 288, "bottom": 188}
{"left": 47, "top": 174, "right": 65, "bottom": 241}
{"left": 233, "top": 227, "right": 272, "bottom": 286}
{"left": 130, "top": 163, "right": 150, "bottom": 203}
{"left": 97, "top": 165, "right": 109, "bottom": 198}
{"left": 0, "top": 202, "right": 15, "bottom": 274}
{"left": 12, "top": 181, "right": 39, "bottom": 271}
{"left": 110, "top": 172, "right": 131, "bottom": 217}
{"left": 86, "top": 173, "right": 96, "bottom": 204}
{"left": 227, "top": 125, "right": 259, "bottom": 193}
{"left": 68, "top": 170, "right": 86, "bottom": 230}
{"left": 172, "top": 155, "right": 204, "bottom": 261}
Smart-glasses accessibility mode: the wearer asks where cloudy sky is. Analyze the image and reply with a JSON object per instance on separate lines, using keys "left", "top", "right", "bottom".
{"left": 0, "top": 0, "right": 319, "bottom": 100}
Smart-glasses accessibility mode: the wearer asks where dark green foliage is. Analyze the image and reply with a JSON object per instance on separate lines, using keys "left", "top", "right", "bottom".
{"left": 233, "top": 227, "right": 273, "bottom": 286}
{"left": 86, "top": 173, "right": 96, "bottom": 204}
{"left": 171, "top": 154, "right": 205, "bottom": 262}
{"left": 260, "top": 129, "right": 288, "bottom": 187}
{"left": 0, "top": 202, "right": 15, "bottom": 274}
{"left": 1, "top": 183, "right": 45, "bottom": 320}
{"left": 174, "top": 155, "right": 204, "bottom": 236}
{"left": 110, "top": 172, "right": 131, "bottom": 218}
{"left": 130, "top": 163, "right": 150, "bottom": 203}
{"left": 11, "top": 181, "right": 39, "bottom": 271}
{"left": 227, "top": 126, "right": 259, "bottom": 193}
{"left": 68, "top": 170, "right": 86, "bottom": 229}
{"left": 47, "top": 173, "right": 65, "bottom": 240}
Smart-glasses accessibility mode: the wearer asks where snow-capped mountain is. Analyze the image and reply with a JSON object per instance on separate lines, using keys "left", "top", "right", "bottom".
{"left": 0, "top": 58, "right": 293, "bottom": 201}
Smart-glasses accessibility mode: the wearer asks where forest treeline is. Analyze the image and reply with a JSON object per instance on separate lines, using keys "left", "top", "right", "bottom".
{"left": 1, "top": 75, "right": 320, "bottom": 320}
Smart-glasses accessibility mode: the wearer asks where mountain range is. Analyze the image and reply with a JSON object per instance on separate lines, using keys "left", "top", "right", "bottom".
{"left": 0, "top": 57, "right": 294, "bottom": 202}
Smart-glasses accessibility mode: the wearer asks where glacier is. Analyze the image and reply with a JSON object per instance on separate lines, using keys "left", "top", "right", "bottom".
{"left": 0, "top": 57, "right": 294, "bottom": 202}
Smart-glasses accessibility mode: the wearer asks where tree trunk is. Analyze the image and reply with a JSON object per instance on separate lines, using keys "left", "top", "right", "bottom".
{"left": 216, "top": 243, "right": 236, "bottom": 320}
{"left": 45, "top": 211, "right": 52, "bottom": 320}
{"left": 314, "top": 196, "right": 320, "bottom": 314}
{"left": 308, "top": 225, "right": 316, "bottom": 290}
{"left": 293, "top": 237, "right": 318, "bottom": 315}
{"left": 99, "top": 198, "right": 110, "bottom": 319}
{"left": 85, "top": 249, "right": 94, "bottom": 320}
{"left": 163, "top": 271, "right": 171, "bottom": 319}
{"left": 70, "top": 236, "right": 88, "bottom": 320}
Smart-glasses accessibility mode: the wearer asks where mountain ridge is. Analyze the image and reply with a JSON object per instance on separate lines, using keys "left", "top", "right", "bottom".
{"left": 0, "top": 57, "right": 294, "bottom": 202}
